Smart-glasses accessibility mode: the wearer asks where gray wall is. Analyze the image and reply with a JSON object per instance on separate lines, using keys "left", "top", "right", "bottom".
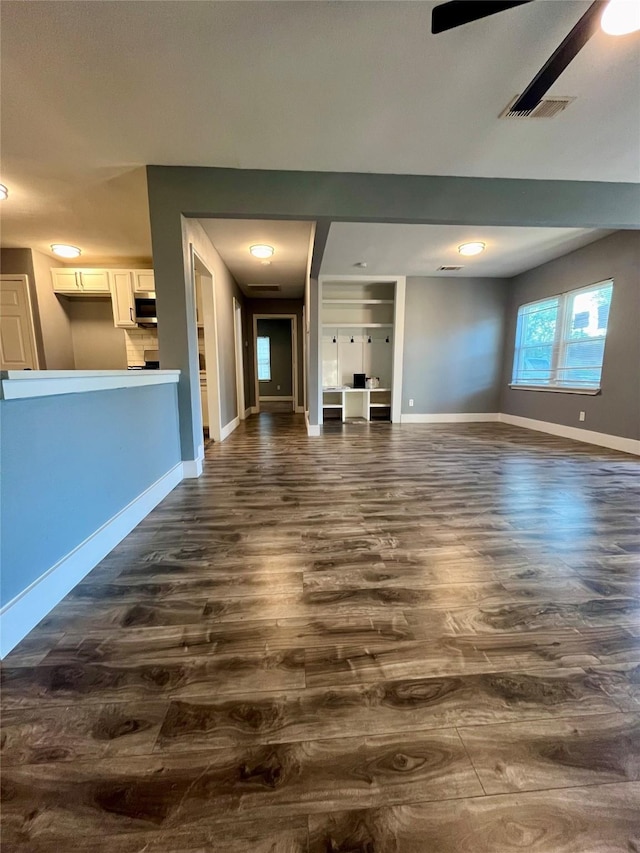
{"left": 0, "top": 248, "right": 76, "bottom": 369}
{"left": 256, "top": 318, "right": 293, "bottom": 398}
{"left": 402, "top": 277, "right": 508, "bottom": 414}
{"left": 153, "top": 217, "right": 247, "bottom": 461}
{"left": 0, "top": 383, "right": 182, "bottom": 607}
{"left": 66, "top": 298, "right": 127, "bottom": 370}
{"left": 31, "top": 249, "right": 75, "bottom": 369}
{"left": 500, "top": 231, "right": 640, "bottom": 440}
{"left": 247, "top": 299, "right": 304, "bottom": 407}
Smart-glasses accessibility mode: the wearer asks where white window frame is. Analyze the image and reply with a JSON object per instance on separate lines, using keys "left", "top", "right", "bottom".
{"left": 257, "top": 335, "right": 271, "bottom": 382}
{"left": 510, "top": 279, "right": 613, "bottom": 395}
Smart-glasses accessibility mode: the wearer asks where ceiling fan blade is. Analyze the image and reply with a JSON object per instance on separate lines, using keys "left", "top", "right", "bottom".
{"left": 511, "top": 0, "right": 607, "bottom": 113}
{"left": 431, "top": 1, "right": 534, "bottom": 34}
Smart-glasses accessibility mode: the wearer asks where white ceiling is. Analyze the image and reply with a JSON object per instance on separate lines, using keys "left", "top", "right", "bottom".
{"left": 1, "top": 1, "right": 638, "bottom": 262}
{"left": 321, "top": 223, "right": 612, "bottom": 277}
{"left": 198, "top": 219, "right": 313, "bottom": 299}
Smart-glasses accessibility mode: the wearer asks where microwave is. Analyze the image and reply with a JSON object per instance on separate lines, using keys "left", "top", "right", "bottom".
{"left": 134, "top": 292, "right": 157, "bottom": 326}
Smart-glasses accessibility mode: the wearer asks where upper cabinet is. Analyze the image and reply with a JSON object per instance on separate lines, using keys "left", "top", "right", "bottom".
{"left": 78, "top": 271, "right": 110, "bottom": 293}
{"left": 51, "top": 269, "right": 81, "bottom": 293}
{"left": 51, "top": 266, "right": 155, "bottom": 328}
{"left": 133, "top": 271, "right": 155, "bottom": 293}
{"left": 110, "top": 271, "right": 137, "bottom": 328}
{"left": 51, "top": 269, "right": 110, "bottom": 294}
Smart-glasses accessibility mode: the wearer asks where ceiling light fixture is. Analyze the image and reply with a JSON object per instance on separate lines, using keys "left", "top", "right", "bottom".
{"left": 601, "top": 0, "right": 640, "bottom": 35}
{"left": 250, "top": 244, "right": 274, "bottom": 259}
{"left": 51, "top": 244, "right": 82, "bottom": 259}
{"left": 458, "top": 241, "right": 486, "bottom": 256}
{"left": 0, "top": 184, "right": 8, "bottom": 200}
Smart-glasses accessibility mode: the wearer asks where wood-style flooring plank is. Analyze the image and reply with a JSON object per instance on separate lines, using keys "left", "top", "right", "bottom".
{"left": 0, "top": 729, "right": 482, "bottom": 837}
{"left": 153, "top": 666, "right": 620, "bottom": 752}
{"left": 1, "top": 701, "right": 169, "bottom": 765}
{"left": 1, "top": 649, "right": 304, "bottom": 708}
{"left": 5, "top": 815, "right": 309, "bottom": 852}
{"left": 458, "top": 712, "right": 640, "bottom": 793}
{"left": 308, "top": 782, "right": 640, "bottom": 852}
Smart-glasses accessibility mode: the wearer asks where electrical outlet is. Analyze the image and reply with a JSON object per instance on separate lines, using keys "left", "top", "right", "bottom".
{"left": 409, "top": 399, "right": 414, "bottom": 407}
{"left": 579, "top": 411, "right": 586, "bottom": 422}
{"left": 277, "top": 385, "right": 280, "bottom": 390}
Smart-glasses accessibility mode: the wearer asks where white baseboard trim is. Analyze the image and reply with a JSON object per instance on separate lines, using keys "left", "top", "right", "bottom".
{"left": 400, "top": 413, "right": 500, "bottom": 424}
{"left": 305, "top": 411, "right": 320, "bottom": 437}
{"left": 259, "top": 395, "right": 294, "bottom": 402}
{"left": 0, "top": 461, "right": 184, "bottom": 658}
{"left": 250, "top": 406, "right": 259, "bottom": 415}
{"left": 295, "top": 405, "right": 305, "bottom": 414}
{"left": 244, "top": 407, "right": 252, "bottom": 419}
{"left": 182, "top": 457, "right": 203, "bottom": 478}
{"left": 499, "top": 413, "right": 640, "bottom": 456}
{"left": 220, "top": 416, "right": 240, "bottom": 441}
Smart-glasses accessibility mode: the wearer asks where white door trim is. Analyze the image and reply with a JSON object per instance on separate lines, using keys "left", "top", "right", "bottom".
{"left": 233, "top": 297, "right": 246, "bottom": 420}
{"left": 191, "top": 246, "right": 222, "bottom": 442}
{"left": 253, "top": 313, "right": 298, "bottom": 413}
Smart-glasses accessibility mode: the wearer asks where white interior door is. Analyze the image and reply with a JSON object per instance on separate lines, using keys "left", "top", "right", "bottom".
{"left": 0, "top": 276, "right": 39, "bottom": 369}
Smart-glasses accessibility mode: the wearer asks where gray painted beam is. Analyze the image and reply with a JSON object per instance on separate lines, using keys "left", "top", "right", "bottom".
{"left": 148, "top": 166, "right": 640, "bottom": 230}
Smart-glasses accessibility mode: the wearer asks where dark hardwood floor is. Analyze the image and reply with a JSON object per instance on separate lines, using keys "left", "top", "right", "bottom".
{"left": 2, "top": 414, "right": 640, "bottom": 852}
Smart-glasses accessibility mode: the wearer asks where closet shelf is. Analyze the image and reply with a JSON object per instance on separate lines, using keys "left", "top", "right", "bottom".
{"left": 322, "top": 299, "right": 394, "bottom": 305}
{"left": 321, "top": 323, "right": 393, "bottom": 329}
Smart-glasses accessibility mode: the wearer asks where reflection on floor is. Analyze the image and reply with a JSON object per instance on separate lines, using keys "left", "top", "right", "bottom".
{"left": 258, "top": 400, "right": 294, "bottom": 413}
{"left": 2, "top": 416, "right": 640, "bottom": 851}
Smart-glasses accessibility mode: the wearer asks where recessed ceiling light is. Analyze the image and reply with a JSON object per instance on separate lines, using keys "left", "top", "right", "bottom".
{"left": 458, "top": 241, "right": 486, "bottom": 256}
{"left": 0, "top": 184, "right": 8, "bottom": 200}
{"left": 250, "top": 244, "right": 274, "bottom": 259}
{"left": 51, "top": 244, "right": 82, "bottom": 259}
{"left": 601, "top": 0, "right": 640, "bottom": 35}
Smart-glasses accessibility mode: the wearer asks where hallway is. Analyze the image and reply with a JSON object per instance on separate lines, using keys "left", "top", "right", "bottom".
{"left": 2, "top": 416, "right": 640, "bottom": 851}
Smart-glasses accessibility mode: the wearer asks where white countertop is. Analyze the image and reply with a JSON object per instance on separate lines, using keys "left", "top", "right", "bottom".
{"left": 0, "top": 370, "right": 180, "bottom": 400}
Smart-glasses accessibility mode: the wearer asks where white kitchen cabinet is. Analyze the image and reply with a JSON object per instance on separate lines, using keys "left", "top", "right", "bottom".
{"left": 51, "top": 269, "right": 110, "bottom": 295}
{"left": 51, "top": 269, "right": 81, "bottom": 293}
{"left": 110, "top": 271, "right": 137, "bottom": 328}
{"left": 133, "top": 271, "right": 155, "bottom": 293}
{"left": 78, "top": 270, "right": 110, "bottom": 293}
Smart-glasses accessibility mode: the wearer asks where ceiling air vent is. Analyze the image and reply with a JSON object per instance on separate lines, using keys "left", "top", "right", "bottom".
{"left": 499, "top": 95, "right": 575, "bottom": 119}
{"left": 437, "top": 265, "right": 464, "bottom": 272}
{"left": 247, "top": 284, "right": 281, "bottom": 293}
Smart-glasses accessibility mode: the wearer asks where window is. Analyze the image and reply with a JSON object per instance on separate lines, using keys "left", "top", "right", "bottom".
{"left": 257, "top": 336, "right": 271, "bottom": 381}
{"left": 511, "top": 280, "right": 613, "bottom": 392}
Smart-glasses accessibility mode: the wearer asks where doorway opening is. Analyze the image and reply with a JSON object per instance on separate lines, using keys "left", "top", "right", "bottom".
{"left": 252, "top": 314, "right": 298, "bottom": 414}
{"left": 191, "top": 248, "right": 222, "bottom": 443}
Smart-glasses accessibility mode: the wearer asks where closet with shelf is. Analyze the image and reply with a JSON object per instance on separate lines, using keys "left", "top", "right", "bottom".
{"left": 319, "top": 277, "right": 405, "bottom": 424}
